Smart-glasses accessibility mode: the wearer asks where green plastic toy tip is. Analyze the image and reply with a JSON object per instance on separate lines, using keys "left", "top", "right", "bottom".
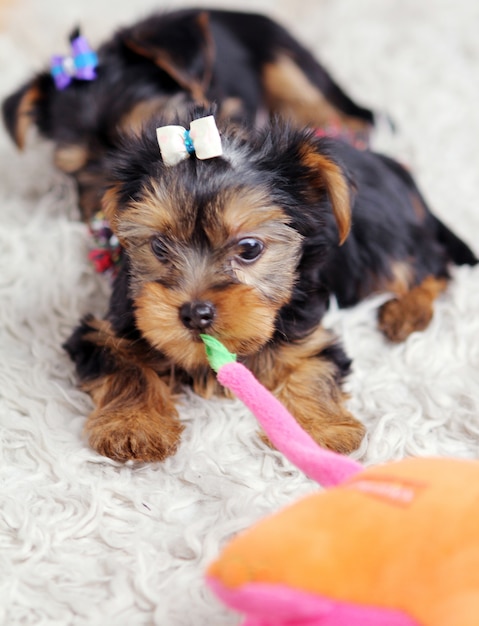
{"left": 200, "top": 334, "right": 236, "bottom": 372}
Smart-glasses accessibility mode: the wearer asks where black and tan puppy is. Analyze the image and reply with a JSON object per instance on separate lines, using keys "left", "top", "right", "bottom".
{"left": 62, "top": 108, "right": 475, "bottom": 462}
{"left": 3, "top": 9, "right": 475, "bottom": 463}
{"left": 2, "top": 7, "right": 374, "bottom": 221}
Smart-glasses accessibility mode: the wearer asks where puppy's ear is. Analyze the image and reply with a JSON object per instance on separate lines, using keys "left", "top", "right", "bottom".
{"left": 123, "top": 10, "right": 214, "bottom": 102}
{"left": 299, "top": 141, "right": 352, "bottom": 244}
{"left": 2, "top": 76, "right": 46, "bottom": 149}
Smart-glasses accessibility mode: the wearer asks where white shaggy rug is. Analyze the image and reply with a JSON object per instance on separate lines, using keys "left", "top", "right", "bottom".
{"left": 1, "top": 0, "right": 479, "bottom": 624}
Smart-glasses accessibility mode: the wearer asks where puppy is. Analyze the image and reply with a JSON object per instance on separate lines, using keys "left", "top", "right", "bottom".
{"left": 59, "top": 107, "right": 475, "bottom": 463}
{"left": 2, "top": 7, "right": 374, "bottom": 222}
{"left": 4, "top": 10, "right": 475, "bottom": 463}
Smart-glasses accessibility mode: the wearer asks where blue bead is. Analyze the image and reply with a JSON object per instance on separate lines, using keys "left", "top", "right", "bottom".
{"left": 183, "top": 130, "right": 195, "bottom": 155}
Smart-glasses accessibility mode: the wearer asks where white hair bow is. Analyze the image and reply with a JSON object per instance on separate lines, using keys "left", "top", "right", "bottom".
{"left": 156, "top": 115, "right": 223, "bottom": 167}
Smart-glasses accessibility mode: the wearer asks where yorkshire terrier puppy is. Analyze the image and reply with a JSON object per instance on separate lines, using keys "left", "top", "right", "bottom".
{"left": 2, "top": 7, "right": 374, "bottom": 222}
{"left": 4, "top": 10, "right": 475, "bottom": 463}
{"left": 62, "top": 108, "right": 475, "bottom": 462}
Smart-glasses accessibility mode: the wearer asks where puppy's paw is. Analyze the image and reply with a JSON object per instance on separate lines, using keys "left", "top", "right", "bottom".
{"left": 86, "top": 408, "right": 184, "bottom": 463}
{"left": 301, "top": 412, "right": 365, "bottom": 455}
{"left": 317, "top": 417, "right": 366, "bottom": 454}
{"left": 378, "top": 295, "right": 433, "bottom": 343}
{"left": 259, "top": 412, "right": 365, "bottom": 455}
{"left": 378, "top": 276, "right": 447, "bottom": 343}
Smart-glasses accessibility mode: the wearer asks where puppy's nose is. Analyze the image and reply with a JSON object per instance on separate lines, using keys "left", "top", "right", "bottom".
{"left": 180, "top": 301, "right": 216, "bottom": 330}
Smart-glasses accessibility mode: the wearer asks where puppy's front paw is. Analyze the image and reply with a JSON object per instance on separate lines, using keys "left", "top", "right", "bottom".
{"left": 317, "top": 417, "right": 366, "bottom": 454}
{"left": 259, "top": 409, "right": 364, "bottom": 455}
{"left": 86, "top": 408, "right": 184, "bottom": 463}
{"left": 258, "top": 419, "right": 364, "bottom": 455}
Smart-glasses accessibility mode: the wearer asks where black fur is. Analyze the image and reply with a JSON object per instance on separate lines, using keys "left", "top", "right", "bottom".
{"left": 63, "top": 315, "right": 117, "bottom": 382}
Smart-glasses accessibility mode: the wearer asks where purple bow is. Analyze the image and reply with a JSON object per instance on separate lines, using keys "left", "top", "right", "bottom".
{"left": 50, "top": 35, "right": 98, "bottom": 91}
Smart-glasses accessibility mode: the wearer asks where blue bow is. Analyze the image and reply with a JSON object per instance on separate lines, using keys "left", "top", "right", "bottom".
{"left": 50, "top": 35, "right": 98, "bottom": 91}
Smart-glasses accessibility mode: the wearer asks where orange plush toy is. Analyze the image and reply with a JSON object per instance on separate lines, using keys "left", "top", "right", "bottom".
{"left": 202, "top": 336, "right": 479, "bottom": 626}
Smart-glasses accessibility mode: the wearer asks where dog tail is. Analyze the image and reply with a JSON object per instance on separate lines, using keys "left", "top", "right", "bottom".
{"left": 434, "top": 216, "right": 478, "bottom": 266}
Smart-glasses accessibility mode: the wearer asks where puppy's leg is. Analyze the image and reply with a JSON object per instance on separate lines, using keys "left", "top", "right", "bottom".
{"left": 262, "top": 54, "right": 372, "bottom": 137}
{"left": 64, "top": 316, "right": 184, "bottom": 462}
{"left": 252, "top": 328, "right": 365, "bottom": 454}
{"left": 55, "top": 152, "right": 107, "bottom": 222}
{"left": 257, "top": 19, "right": 374, "bottom": 138}
{"left": 378, "top": 275, "right": 448, "bottom": 343}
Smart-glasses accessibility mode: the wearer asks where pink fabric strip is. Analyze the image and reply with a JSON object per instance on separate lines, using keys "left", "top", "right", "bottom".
{"left": 207, "top": 578, "right": 419, "bottom": 626}
{"left": 217, "top": 362, "right": 362, "bottom": 487}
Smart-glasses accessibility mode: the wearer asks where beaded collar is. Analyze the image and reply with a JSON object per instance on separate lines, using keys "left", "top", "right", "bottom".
{"left": 87, "top": 211, "right": 121, "bottom": 278}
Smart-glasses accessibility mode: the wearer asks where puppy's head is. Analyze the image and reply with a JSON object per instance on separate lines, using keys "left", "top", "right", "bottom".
{"left": 104, "top": 112, "right": 352, "bottom": 371}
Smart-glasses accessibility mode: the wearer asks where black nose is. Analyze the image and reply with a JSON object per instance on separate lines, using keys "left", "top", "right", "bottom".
{"left": 179, "top": 301, "right": 216, "bottom": 330}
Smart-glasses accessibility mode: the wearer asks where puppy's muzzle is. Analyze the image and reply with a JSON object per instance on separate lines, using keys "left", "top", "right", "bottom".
{"left": 180, "top": 301, "right": 216, "bottom": 330}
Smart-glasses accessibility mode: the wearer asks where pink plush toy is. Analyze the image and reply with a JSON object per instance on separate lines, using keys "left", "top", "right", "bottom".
{"left": 201, "top": 334, "right": 361, "bottom": 487}
{"left": 202, "top": 335, "right": 479, "bottom": 626}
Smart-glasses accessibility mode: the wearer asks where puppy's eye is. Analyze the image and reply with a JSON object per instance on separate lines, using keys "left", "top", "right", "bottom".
{"left": 236, "top": 238, "right": 264, "bottom": 263}
{"left": 150, "top": 236, "right": 169, "bottom": 261}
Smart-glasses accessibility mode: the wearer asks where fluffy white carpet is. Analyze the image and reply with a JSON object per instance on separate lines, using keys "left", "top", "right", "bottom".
{"left": 1, "top": 0, "right": 479, "bottom": 624}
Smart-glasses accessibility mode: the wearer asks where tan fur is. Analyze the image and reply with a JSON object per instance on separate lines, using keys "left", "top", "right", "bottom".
{"left": 363, "top": 260, "right": 414, "bottom": 300}
{"left": 135, "top": 281, "right": 277, "bottom": 371}
{"left": 84, "top": 369, "right": 183, "bottom": 463}
{"left": 115, "top": 181, "right": 187, "bottom": 240}
{"left": 117, "top": 184, "right": 299, "bottom": 247}
{"left": 220, "top": 189, "right": 291, "bottom": 237}
{"left": 382, "top": 260, "right": 415, "bottom": 296}
{"left": 11, "top": 83, "right": 41, "bottom": 149}
{"left": 301, "top": 146, "right": 352, "bottom": 244}
{"left": 75, "top": 318, "right": 184, "bottom": 461}
{"left": 262, "top": 54, "right": 370, "bottom": 133}
{"left": 215, "top": 97, "right": 245, "bottom": 123}
{"left": 54, "top": 144, "right": 89, "bottom": 173}
{"left": 102, "top": 185, "right": 122, "bottom": 226}
{"left": 378, "top": 275, "right": 448, "bottom": 342}
{"left": 118, "top": 97, "right": 180, "bottom": 137}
